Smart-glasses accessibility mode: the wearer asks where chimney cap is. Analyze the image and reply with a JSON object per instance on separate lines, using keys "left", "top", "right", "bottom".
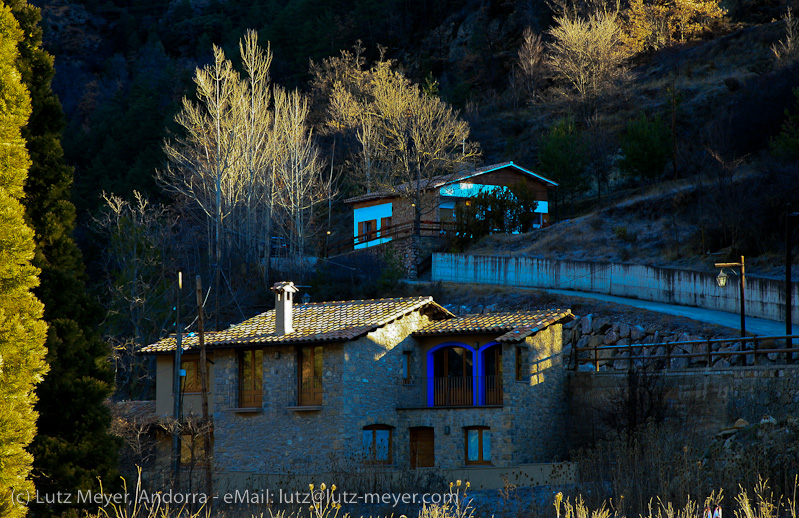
{"left": 271, "top": 281, "right": 299, "bottom": 294}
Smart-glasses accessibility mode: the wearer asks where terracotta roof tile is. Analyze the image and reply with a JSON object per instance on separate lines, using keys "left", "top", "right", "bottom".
{"left": 139, "top": 296, "right": 453, "bottom": 354}
{"left": 414, "top": 309, "right": 574, "bottom": 342}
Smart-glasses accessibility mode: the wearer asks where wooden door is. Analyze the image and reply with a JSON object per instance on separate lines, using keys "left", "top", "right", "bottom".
{"left": 409, "top": 427, "right": 435, "bottom": 469}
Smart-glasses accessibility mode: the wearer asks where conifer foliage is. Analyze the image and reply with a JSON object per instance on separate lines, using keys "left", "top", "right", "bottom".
{"left": 0, "top": 4, "right": 49, "bottom": 518}
{"left": 3, "top": 0, "right": 120, "bottom": 514}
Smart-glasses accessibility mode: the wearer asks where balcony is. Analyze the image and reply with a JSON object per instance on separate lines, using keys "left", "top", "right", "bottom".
{"left": 397, "top": 376, "right": 503, "bottom": 409}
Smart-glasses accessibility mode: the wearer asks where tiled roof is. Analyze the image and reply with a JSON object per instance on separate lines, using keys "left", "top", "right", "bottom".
{"left": 414, "top": 309, "right": 574, "bottom": 342}
{"left": 343, "top": 161, "right": 557, "bottom": 204}
{"left": 139, "top": 296, "right": 454, "bottom": 354}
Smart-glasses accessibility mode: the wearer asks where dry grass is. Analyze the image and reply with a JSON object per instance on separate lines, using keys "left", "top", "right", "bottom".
{"left": 85, "top": 475, "right": 799, "bottom": 518}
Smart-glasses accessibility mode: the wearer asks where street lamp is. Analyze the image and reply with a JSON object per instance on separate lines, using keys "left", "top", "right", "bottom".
{"left": 302, "top": 293, "right": 311, "bottom": 304}
{"left": 715, "top": 255, "right": 746, "bottom": 338}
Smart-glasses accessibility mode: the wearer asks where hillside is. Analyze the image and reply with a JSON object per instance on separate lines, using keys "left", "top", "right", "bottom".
{"left": 22, "top": 0, "right": 799, "bottom": 322}
{"left": 466, "top": 165, "right": 799, "bottom": 281}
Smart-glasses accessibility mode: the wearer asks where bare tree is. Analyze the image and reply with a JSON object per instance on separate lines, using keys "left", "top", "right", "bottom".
{"left": 272, "top": 87, "right": 332, "bottom": 274}
{"left": 238, "top": 30, "right": 273, "bottom": 269}
{"left": 369, "top": 62, "right": 481, "bottom": 235}
{"left": 159, "top": 44, "right": 244, "bottom": 321}
{"left": 548, "top": 0, "right": 620, "bottom": 19}
{"left": 548, "top": 11, "right": 629, "bottom": 110}
{"left": 94, "top": 191, "right": 178, "bottom": 399}
{"left": 329, "top": 79, "right": 380, "bottom": 192}
{"left": 514, "top": 27, "right": 548, "bottom": 103}
{"left": 772, "top": 7, "right": 799, "bottom": 65}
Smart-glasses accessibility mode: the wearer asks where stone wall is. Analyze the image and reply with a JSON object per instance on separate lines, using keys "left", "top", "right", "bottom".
{"left": 568, "top": 365, "right": 799, "bottom": 448}
{"left": 562, "top": 314, "right": 793, "bottom": 371}
{"left": 208, "top": 314, "right": 568, "bottom": 481}
{"left": 337, "top": 235, "right": 446, "bottom": 280}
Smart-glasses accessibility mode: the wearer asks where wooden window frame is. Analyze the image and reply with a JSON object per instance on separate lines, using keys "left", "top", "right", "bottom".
{"left": 432, "top": 346, "right": 474, "bottom": 406}
{"left": 401, "top": 351, "right": 412, "bottom": 385}
{"left": 363, "top": 424, "right": 393, "bottom": 464}
{"left": 179, "top": 432, "right": 212, "bottom": 467}
{"left": 380, "top": 217, "right": 392, "bottom": 237}
{"left": 358, "top": 219, "right": 377, "bottom": 242}
{"left": 239, "top": 349, "right": 263, "bottom": 408}
{"left": 409, "top": 426, "right": 435, "bottom": 469}
{"left": 464, "top": 426, "right": 491, "bottom": 465}
{"left": 180, "top": 357, "right": 207, "bottom": 394}
{"left": 298, "top": 345, "right": 323, "bottom": 406}
{"left": 482, "top": 345, "right": 503, "bottom": 405}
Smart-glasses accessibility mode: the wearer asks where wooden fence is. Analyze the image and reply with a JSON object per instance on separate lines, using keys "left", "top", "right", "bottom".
{"left": 571, "top": 334, "right": 799, "bottom": 371}
{"left": 327, "top": 220, "right": 456, "bottom": 256}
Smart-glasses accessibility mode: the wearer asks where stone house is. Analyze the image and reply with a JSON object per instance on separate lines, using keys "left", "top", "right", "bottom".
{"left": 342, "top": 161, "right": 558, "bottom": 251}
{"left": 140, "top": 282, "right": 574, "bottom": 486}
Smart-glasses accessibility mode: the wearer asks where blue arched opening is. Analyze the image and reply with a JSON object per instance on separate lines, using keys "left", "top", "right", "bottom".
{"left": 477, "top": 342, "right": 502, "bottom": 405}
{"left": 426, "top": 342, "right": 477, "bottom": 406}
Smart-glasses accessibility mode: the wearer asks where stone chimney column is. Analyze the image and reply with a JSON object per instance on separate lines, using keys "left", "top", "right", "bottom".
{"left": 271, "top": 281, "right": 299, "bottom": 335}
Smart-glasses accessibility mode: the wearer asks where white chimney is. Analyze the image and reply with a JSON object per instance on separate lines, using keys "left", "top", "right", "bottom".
{"left": 272, "top": 281, "right": 299, "bottom": 335}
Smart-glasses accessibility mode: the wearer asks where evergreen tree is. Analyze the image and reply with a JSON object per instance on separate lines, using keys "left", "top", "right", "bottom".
{"left": 619, "top": 112, "right": 671, "bottom": 180}
{"left": 771, "top": 87, "right": 799, "bottom": 160}
{"left": 0, "top": 4, "right": 49, "bottom": 518}
{"left": 538, "top": 115, "right": 589, "bottom": 216}
{"left": 5, "top": 0, "right": 120, "bottom": 514}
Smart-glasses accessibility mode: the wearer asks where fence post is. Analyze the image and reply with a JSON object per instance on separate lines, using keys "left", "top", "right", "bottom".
{"left": 594, "top": 344, "right": 599, "bottom": 372}
{"left": 628, "top": 342, "right": 633, "bottom": 371}
{"left": 666, "top": 342, "right": 672, "bottom": 369}
{"left": 752, "top": 337, "right": 759, "bottom": 366}
{"left": 707, "top": 339, "right": 712, "bottom": 367}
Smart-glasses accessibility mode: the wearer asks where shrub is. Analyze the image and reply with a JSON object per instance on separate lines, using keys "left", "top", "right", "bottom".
{"left": 619, "top": 112, "right": 671, "bottom": 181}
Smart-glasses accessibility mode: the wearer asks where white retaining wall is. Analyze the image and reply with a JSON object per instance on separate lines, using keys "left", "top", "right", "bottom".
{"left": 432, "top": 254, "right": 799, "bottom": 324}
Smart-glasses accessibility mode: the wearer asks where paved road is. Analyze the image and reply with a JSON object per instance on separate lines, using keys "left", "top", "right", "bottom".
{"left": 408, "top": 279, "right": 792, "bottom": 336}
{"left": 542, "top": 288, "right": 787, "bottom": 337}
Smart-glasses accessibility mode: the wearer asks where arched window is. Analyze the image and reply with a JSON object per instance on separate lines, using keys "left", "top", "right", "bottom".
{"left": 479, "top": 344, "right": 503, "bottom": 405}
{"left": 431, "top": 346, "right": 474, "bottom": 406}
{"left": 362, "top": 424, "right": 393, "bottom": 464}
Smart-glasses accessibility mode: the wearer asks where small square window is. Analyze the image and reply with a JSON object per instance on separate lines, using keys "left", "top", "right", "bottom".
{"left": 464, "top": 426, "right": 491, "bottom": 464}
{"left": 363, "top": 425, "right": 393, "bottom": 464}
{"left": 180, "top": 433, "right": 211, "bottom": 467}
{"left": 401, "top": 352, "right": 412, "bottom": 385}
{"left": 180, "top": 358, "right": 207, "bottom": 393}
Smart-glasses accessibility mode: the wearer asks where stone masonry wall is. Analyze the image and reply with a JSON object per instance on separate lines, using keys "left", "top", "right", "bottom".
{"left": 211, "top": 310, "right": 438, "bottom": 476}
{"left": 568, "top": 365, "right": 799, "bottom": 448}
{"left": 210, "top": 313, "right": 569, "bottom": 480}
{"left": 562, "top": 314, "right": 792, "bottom": 371}
{"left": 513, "top": 325, "right": 567, "bottom": 462}
{"left": 399, "top": 324, "right": 567, "bottom": 468}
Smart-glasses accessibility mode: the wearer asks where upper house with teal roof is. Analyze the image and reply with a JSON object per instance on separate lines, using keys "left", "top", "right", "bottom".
{"left": 342, "top": 161, "right": 558, "bottom": 250}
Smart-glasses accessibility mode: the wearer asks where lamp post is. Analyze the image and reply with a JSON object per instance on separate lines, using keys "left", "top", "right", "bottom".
{"left": 715, "top": 255, "right": 746, "bottom": 338}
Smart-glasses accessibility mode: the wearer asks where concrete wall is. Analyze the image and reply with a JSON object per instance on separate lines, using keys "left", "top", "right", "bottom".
{"left": 433, "top": 254, "right": 799, "bottom": 324}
